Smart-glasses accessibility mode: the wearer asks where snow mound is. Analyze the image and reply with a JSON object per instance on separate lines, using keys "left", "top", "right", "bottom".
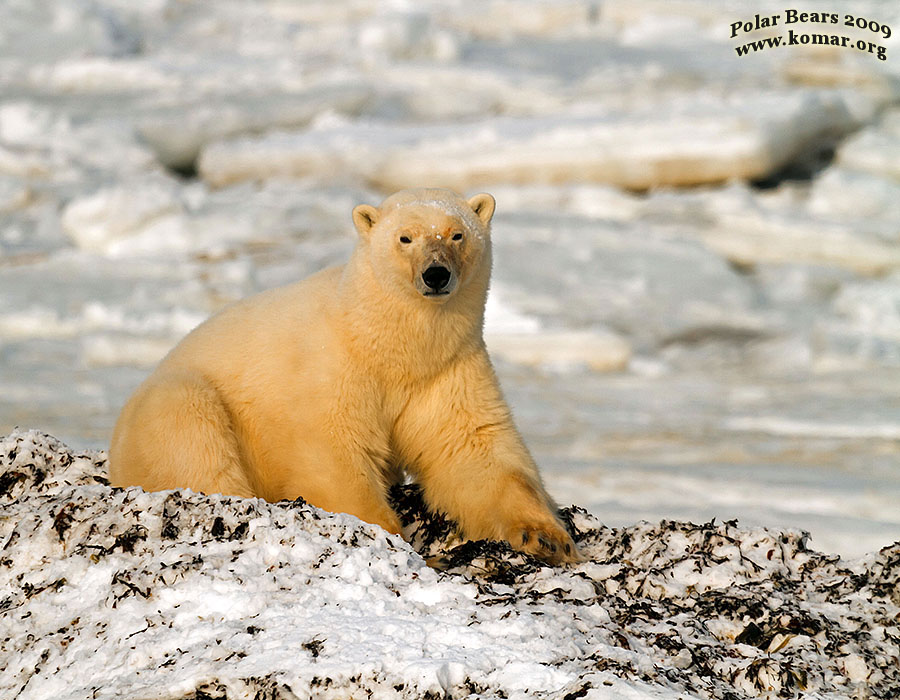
{"left": 2, "top": 430, "right": 898, "bottom": 700}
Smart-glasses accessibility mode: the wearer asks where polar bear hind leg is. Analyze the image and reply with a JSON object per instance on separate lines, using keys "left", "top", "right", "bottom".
{"left": 109, "top": 372, "right": 254, "bottom": 499}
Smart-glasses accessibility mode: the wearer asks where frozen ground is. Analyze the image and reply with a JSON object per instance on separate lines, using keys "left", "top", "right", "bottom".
{"left": 2, "top": 430, "right": 898, "bottom": 700}
{"left": 1, "top": 0, "right": 900, "bottom": 574}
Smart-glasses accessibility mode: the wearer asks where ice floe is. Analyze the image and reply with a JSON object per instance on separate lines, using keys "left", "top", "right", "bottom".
{"left": 197, "top": 91, "right": 869, "bottom": 191}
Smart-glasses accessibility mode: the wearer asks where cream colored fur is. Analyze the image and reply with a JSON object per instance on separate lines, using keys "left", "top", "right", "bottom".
{"left": 109, "top": 188, "right": 580, "bottom": 565}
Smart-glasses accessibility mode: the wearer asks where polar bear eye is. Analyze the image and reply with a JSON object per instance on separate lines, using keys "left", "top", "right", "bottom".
{"left": 452, "top": 232, "right": 463, "bottom": 241}
{"left": 399, "top": 235, "right": 412, "bottom": 244}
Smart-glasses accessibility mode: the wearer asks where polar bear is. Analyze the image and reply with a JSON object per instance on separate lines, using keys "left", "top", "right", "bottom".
{"left": 109, "top": 188, "right": 580, "bottom": 565}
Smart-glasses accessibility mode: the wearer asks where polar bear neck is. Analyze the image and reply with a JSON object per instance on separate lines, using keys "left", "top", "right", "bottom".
{"left": 338, "top": 251, "right": 489, "bottom": 381}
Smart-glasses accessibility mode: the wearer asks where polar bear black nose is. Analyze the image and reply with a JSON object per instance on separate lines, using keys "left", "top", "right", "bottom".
{"left": 422, "top": 264, "right": 451, "bottom": 291}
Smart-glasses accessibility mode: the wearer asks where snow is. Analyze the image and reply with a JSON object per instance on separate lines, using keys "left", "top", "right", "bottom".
{"left": 486, "top": 330, "right": 631, "bottom": 372}
{"left": 836, "top": 107, "right": 900, "bottom": 180}
{"left": 2, "top": 431, "right": 899, "bottom": 699}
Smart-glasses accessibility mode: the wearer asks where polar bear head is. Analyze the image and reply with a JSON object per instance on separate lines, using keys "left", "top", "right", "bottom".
{"left": 352, "top": 188, "right": 495, "bottom": 303}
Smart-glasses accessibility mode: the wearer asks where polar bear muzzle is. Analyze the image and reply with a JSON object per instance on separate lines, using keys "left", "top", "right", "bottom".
{"left": 416, "top": 257, "right": 458, "bottom": 298}
{"left": 421, "top": 263, "right": 453, "bottom": 295}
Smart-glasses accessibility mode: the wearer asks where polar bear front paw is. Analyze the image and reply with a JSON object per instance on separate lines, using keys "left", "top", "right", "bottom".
{"left": 518, "top": 523, "right": 583, "bottom": 565}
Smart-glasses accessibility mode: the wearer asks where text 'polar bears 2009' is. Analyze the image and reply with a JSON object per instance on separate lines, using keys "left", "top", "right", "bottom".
{"left": 731, "top": 9, "right": 890, "bottom": 60}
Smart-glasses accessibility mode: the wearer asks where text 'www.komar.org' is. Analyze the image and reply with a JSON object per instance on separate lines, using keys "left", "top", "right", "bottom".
{"left": 731, "top": 10, "right": 891, "bottom": 61}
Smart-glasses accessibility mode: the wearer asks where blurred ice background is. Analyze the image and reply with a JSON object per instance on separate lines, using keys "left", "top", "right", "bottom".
{"left": 1, "top": 0, "right": 899, "bottom": 557}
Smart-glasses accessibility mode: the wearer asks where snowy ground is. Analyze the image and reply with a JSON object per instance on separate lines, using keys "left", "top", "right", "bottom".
{"left": 1, "top": 0, "right": 900, "bottom": 564}
{"left": 2, "top": 430, "right": 899, "bottom": 700}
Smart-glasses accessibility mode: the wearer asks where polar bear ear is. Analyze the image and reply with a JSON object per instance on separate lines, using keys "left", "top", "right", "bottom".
{"left": 468, "top": 193, "right": 495, "bottom": 226}
{"left": 352, "top": 204, "right": 379, "bottom": 237}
